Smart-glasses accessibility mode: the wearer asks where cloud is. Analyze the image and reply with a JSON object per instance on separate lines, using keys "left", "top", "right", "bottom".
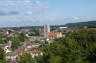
{"left": 0, "top": 11, "right": 19, "bottom": 16}
{"left": 8, "top": 11, "right": 19, "bottom": 15}
{"left": 0, "top": 11, "right": 6, "bottom": 16}
{"left": 0, "top": 1, "right": 48, "bottom": 8}
{"left": 26, "top": 11, "right": 33, "bottom": 15}
{"left": 0, "top": 13, "right": 96, "bottom": 27}
{"left": 63, "top": 17, "right": 81, "bottom": 20}
{"left": 0, "top": 13, "right": 65, "bottom": 27}
{"left": 72, "top": 17, "right": 81, "bottom": 20}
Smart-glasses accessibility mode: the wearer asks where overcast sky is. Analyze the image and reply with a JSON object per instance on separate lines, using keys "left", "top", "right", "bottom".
{"left": 0, "top": 0, "right": 96, "bottom": 27}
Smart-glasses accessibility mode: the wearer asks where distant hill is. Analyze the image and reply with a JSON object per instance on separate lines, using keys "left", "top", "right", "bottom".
{"left": 65, "top": 21, "right": 96, "bottom": 28}
{"left": 2, "top": 21, "right": 96, "bottom": 29}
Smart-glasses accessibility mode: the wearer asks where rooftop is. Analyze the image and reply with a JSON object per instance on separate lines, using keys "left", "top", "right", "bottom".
{"left": 48, "top": 32, "right": 61, "bottom": 36}
{"left": 16, "top": 50, "right": 42, "bottom": 54}
{"left": 6, "top": 52, "right": 17, "bottom": 56}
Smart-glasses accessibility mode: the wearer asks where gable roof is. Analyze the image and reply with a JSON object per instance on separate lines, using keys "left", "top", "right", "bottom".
{"left": 16, "top": 50, "right": 42, "bottom": 54}
{"left": 48, "top": 32, "right": 61, "bottom": 36}
{"left": 6, "top": 52, "right": 17, "bottom": 56}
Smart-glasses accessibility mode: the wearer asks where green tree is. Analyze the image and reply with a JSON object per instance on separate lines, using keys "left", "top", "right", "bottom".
{"left": 11, "top": 37, "right": 21, "bottom": 51}
{"left": 40, "top": 29, "right": 96, "bottom": 63}
{"left": 15, "top": 28, "right": 96, "bottom": 63}
{"left": 0, "top": 48, "right": 6, "bottom": 63}
{"left": 17, "top": 53, "right": 33, "bottom": 63}
{"left": 49, "top": 56, "right": 62, "bottom": 63}
{"left": 35, "top": 40, "right": 40, "bottom": 43}
{"left": 18, "top": 33, "right": 26, "bottom": 42}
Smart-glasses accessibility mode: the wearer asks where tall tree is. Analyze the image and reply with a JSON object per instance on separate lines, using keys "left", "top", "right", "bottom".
{"left": 17, "top": 53, "right": 33, "bottom": 63}
{"left": 0, "top": 48, "right": 6, "bottom": 63}
{"left": 11, "top": 37, "right": 20, "bottom": 51}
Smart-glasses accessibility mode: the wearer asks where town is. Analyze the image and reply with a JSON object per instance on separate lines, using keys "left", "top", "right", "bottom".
{"left": 0, "top": 0, "right": 96, "bottom": 63}
{"left": 0, "top": 24, "right": 75, "bottom": 63}
{"left": 0, "top": 21, "right": 96, "bottom": 63}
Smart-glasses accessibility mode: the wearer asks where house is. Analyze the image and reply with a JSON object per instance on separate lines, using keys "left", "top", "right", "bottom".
{"left": 6, "top": 52, "right": 19, "bottom": 61}
{"left": 16, "top": 50, "right": 43, "bottom": 58}
{"left": 17, "top": 42, "right": 42, "bottom": 53}
{"left": 17, "top": 47, "right": 27, "bottom": 51}
{"left": 19, "top": 29, "right": 30, "bottom": 34}
{"left": 40, "top": 38, "right": 47, "bottom": 42}
{"left": 60, "top": 28, "right": 76, "bottom": 34}
{"left": 1, "top": 41, "right": 12, "bottom": 53}
{"left": 48, "top": 32, "right": 63, "bottom": 39}
{"left": 31, "top": 43, "right": 41, "bottom": 48}
{"left": 23, "top": 42, "right": 41, "bottom": 49}
{"left": 28, "top": 36, "right": 42, "bottom": 41}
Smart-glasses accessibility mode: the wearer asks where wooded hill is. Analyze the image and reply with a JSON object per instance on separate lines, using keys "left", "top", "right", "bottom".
{"left": 65, "top": 21, "right": 96, "bottom": 28}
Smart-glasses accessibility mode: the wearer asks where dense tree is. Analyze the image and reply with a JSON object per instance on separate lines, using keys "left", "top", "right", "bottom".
{"left": 29, "top": 29, "right": 40, "bottom": 36}
{"left": 17, "top": 53, "right": 33, "bottom": 63}
{"left": 0, "top": 40, "right": 7, "bottom": 44}
{"left": 35, "top": 56, "right": 44, "bottom": 63}
{"left": 18, "top": 33, "right": 26, "bottom": 42}
{"left": 35, "top": 40, "right": 40, "bottom": 43}
{"left": 49, "top": 56, "right": 62, "bottom": 63}
{"left": 0, "top": 48, "right": 6, "bottom": 63}
{"left": 7, "top": 28, "right": 96, "bottom": 63}
{"left": 11, "top": 33, "right": 27, "bottom": 51}
{"left": 39, "top": 29, "right": 96, "bottom": 63}
{"left": 65, "top": 21, "right": 96, "bottom": 28}
{"left": 11, "top": 37, "right": 21, "bottom": 51}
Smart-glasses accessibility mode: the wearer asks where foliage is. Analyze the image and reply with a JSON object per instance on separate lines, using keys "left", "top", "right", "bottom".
{"left": 11, "top": 37, "right": 21, "bottom": 51}
{"left": 65, "top": 21, "right": 96, "bottom": 28}
{"left": 0, "top": 40, "right": 7, "bottom": 44}
{"left": 10, "top": 28, "right": 96, "bottom": 63}
{"left": 29, "top": 29, "right": 40, "bottom": 36}
{"left": 17, "top": 53, "right": 34, "bottom": 63}
{"left": 35, "top": 40, "right": 40, "bottom": 43}
{"left": 11, "top": 33, "right": 26, "bottom": 51}
{"left": 0, "top": 48, "right": 6, "bottom": 63}
{"left": 39, "top": 28, "right": 96, "bottom": 63}
{"left": 18, "top": 33, "right": 26, "bottom": 42}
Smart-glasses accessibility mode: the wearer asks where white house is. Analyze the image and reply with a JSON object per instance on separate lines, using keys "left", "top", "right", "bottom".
{"left": 6, "top": 52, "right": 19, "bottom": 61}
{"left": 16, "top": 50, "right": 43, "bottom": 58}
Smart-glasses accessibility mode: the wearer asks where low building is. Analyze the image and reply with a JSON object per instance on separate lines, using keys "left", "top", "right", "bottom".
{"left": 28, "top": 36, "right": 42, "bottom": 41}
{"left": 31, "top": 43, "right": 41, "bottom": 48}
{"left": 23, "top": 42, "right": 41, "bottom": 49}
{"left": 48, "top": 32, "right": 63, "bottom": 39}
{"left": 1, "top": 41, "right": 12, "bottom": 53}
{"left": 6, "top": 52, "right": 19, "bottom": 61}
{"left": 16, "top": 50, "right": 43, "bottom": 58}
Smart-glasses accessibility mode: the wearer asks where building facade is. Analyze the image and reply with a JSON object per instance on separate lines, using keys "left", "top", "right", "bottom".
{"left": 44, "top": 24, "right": 50, "bottom": 38}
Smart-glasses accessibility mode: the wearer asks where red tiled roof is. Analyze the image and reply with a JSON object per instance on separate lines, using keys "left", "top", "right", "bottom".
{"left": 16, "top": 50, "right": 41, "bottom": 54}
{"left": 48, "top": 32, "right": 61, "bottom": 36}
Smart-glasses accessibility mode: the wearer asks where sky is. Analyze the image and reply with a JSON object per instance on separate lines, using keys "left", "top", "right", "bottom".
{"left": 0, "top": 0, "right": 96, "bottom": 27}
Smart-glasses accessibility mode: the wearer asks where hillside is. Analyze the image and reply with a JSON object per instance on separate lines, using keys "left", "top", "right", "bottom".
{"left": 65, "top": 21, "right": 96, "bottom": 28}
